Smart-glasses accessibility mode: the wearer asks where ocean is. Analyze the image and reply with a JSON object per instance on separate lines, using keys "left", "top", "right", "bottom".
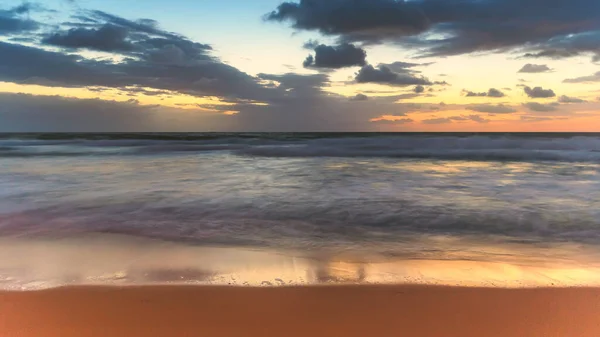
{"left": 2, "top": 132, "right": 600, "bottom": 289}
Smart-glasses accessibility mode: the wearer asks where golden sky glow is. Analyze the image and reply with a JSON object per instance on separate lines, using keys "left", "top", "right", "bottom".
{"left": 0, "top": 82, "right": 240, "bottom": 112}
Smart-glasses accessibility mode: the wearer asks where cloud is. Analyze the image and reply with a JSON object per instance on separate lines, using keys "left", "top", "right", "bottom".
{"left": 558, "top": 95, "right": 586, "bottom": 103}
{"left": 0, "top": 40, "right": 267, "bottom": 102}
{"left": 355, "top": 64, "right": 431, "bottom": 86}
{"left": 523, "top": 102, "right": 558, "bottom": 112}
{"left": 563, "top": 71, "right": 600, "bottom": 83}
{"left": 465, "top": 91, "right": 486, "bottom": 97}
{"left": 303, "top": 43, "right": 366, "bottom": 69}
{"left": 518, "top": 64, "right": 551, "bottom": 73}
{"left": 0, "top": 73, "right": 419, "bottom": 132}
{"left": 465, "top": 88, "right": 505, "bottom": 98}
{"left": 524, "top": 86, "right": 556, "bottom": 98}
{"left": 521, "top": 31, "right": 600, "bottom": 61}
{"left": 423, "top": 114, "right": 490, "bottom": 124}
{"left": 521, "top": 49, "right": 581, "bottom": 59}
{"left": 266, "top": 0, "right": 429, "bottom": 43}
{"left": 466, "top": 104, "right": 517, "bottom": 114}
{"left": 466, "top": 115, "right": 490, "bottom": 123}
{"left": 43, "top": 24, "right": 133, "bottom": 52}
{"left": 414, "top": 85, "right": 425, "bottom": 93}
{"left": 266, "top": 0, "right": 600, "bottom": 58}
{"left": 231, "top": 73, "right": 420, "bottom": 131}
{"left": 85, "top": 10, "right": 171, "bottom": 38}
{"left": 422, "top": 117, "right": 452, "bottom": 124}
{"left": 0, "top": 92, "right": 230, "bottom": 132}
{"left": 0, "top": 4, "right": 40, "bottom": 34}
{"left": 0, "top": 8, "right": 427, "bottom": 132}
{"left": 520, "top": 116, "right": 555, "bottom": 122}
{"left": 350, "top": 93, "right": 368, "bottom": 101}
{"left": 385, "top": 61, "right": 432, "bottom": 71}
{"left": 486, "top": 88, "right": 505, "bottom": 98}
{"left": 371, "top": 118, "right": 414, "bottom": 125}
{"left": 41, "top": 10, "right": 212, "bottom": 59}
{"left": 302, "top": 39, "right": 320, "bottom": 49}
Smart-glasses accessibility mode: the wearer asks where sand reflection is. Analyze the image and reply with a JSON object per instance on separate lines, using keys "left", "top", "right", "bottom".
{"left": 0, "top": 234, "right": 600, "bottom": 289}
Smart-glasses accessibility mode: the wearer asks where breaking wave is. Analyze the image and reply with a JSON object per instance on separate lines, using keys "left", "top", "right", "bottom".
{"left": 1, "top": 133, "right": 600, "bottom": 162}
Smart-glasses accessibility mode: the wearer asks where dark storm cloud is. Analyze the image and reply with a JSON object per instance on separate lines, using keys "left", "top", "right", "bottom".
{"left": 563, "top": 71, "right": 600, "bottom": 83}
{"left": 464, "top": 88, "right": 505, "bottom": 98}
{"left": 466, "top": 104, "right": 517, "bottom": 114}
{"left": 303, "top": 43, "right": 366, "bottom": 69}
{"left": 266, "top": 0, "right": 600, "bottom": 58}
{"left": 524, "top": 86, "right": 556, "bottom": 98}
{"left": 523, "top": 102, "right": 558, "bottom": 112}
{"left": 518, "top": 64, "right": 551, "bottom": 73}
{"left": 43, "top": 24, "right": 133, "bottom": 51}
{"left": 355, "top": 64, "right": 431, "bottom": 86}
{"left": 0, "top": 3, "right": 40, "bottom": 34}
{"left": 558, "top": 95, "right": 586, "bottom": 103}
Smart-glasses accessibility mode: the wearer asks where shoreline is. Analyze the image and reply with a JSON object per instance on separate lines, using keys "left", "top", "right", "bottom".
{"left": 2, "top": 284, "right": 600, "bottom": 337}
{"left": 2, "top": 234, "right": 600, "bottom": 289}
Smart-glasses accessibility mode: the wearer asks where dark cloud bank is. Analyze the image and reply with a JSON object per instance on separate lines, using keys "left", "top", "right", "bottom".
{"left": 267, "top": 0, "right": 600, "bottom": 60}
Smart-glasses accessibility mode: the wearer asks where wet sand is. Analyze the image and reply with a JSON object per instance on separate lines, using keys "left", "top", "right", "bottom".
{"left": 1, "top": 285, "right": 599, "bottom": 337}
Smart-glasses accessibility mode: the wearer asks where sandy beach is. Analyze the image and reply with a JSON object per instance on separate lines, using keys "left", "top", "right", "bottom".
{"left": 1, "top": 285, "right": 599, "bottom": 337}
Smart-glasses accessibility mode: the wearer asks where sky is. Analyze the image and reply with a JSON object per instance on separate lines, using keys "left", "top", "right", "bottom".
{"left": 1, "top": 0, "right": 600, "bottom": 131}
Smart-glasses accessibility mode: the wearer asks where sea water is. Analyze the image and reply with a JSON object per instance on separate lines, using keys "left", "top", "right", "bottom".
{"left": 1, "top": 133, "right": 600, "bottom": 289}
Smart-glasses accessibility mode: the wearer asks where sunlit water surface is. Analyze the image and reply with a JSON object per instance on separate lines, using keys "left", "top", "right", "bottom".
{"left": 1, "top": 133, "right": 600, "bottom": 289}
